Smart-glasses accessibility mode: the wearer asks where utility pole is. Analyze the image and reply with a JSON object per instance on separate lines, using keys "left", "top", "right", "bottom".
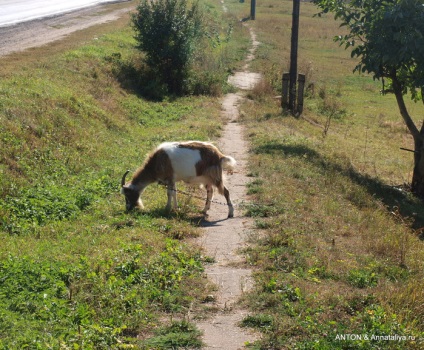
{"left": 282, "top": 0, "right": 304, "bottom": 116}
{"left": 251, "top": 0, "right": 256, "bottom": 20}
{"left": 289, "top": 0, "right": 300, "bottom": 115}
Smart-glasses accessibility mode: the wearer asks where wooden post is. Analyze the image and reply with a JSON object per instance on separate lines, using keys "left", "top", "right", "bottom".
{"left": 297, "top": 74, "right": 306, "bottom": 115}
{"left": 282, "top": 73, "right": 290, "bottom": 110}
{"left": 250, "top": 0, "right": 256, "bottom": 20}
{"left": 289, "top": 0, "right": 300, "bottom": 115}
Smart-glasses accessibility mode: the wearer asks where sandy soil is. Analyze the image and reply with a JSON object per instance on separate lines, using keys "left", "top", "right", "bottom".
{"left": 0, "top": 1, "right": 135, "bottom": 57}
{"left": 195, "top": 23, "right": 262, "bottom": 349}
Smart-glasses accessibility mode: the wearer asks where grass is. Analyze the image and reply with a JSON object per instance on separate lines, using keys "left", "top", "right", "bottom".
{"left": 0, "top": 1, "right": 250, "bottom": 348}
{"left": 220, "top": 0, "right": 424, "bottom": 349}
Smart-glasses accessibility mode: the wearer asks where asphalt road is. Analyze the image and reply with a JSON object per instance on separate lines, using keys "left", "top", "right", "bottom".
{"left": 0, "top": 1, "right": 135, "bottom": 57}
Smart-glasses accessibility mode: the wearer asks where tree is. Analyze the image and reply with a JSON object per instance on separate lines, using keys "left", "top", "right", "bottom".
{"left": 132, "top": 0, "right": 203, "bottom": 95}
{"left": 313, "top": 0, "right": 424, "bottom": 197}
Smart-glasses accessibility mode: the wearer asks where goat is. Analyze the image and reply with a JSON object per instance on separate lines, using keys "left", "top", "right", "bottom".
{"left": 121, "top": 141, "right": 236, "bottom": 218}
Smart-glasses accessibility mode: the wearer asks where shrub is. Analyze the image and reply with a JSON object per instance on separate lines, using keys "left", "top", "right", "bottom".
{"left": 132, "top": 0, "right": 203, "bottom": 95}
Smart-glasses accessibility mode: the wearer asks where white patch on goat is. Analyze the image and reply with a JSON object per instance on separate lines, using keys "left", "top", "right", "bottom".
{"left": 161, "top": 143, "right": 201, "bottom": 182}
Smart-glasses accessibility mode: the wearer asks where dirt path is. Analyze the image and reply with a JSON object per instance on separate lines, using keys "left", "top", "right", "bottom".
{"left": 195, "top": 23, "right": 261, "bottom": 350}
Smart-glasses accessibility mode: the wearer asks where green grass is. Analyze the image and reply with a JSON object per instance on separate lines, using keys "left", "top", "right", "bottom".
{"left": 0, "top": 1, "right": 250, "bottom": 348}
{"left": 0, "top": 241, "right": 203, "bottom": 348}
{"left": 223, "top": 0, "right": 424, "bottom": 349}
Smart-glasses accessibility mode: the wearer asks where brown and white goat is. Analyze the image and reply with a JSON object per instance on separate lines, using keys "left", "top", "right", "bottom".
{"left": 121, "top": 141, "right": 236, "bottom": 218}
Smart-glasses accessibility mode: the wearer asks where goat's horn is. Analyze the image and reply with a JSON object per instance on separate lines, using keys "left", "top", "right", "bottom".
{"left": 121, "top": 170, "right": 130, "bottom": 187}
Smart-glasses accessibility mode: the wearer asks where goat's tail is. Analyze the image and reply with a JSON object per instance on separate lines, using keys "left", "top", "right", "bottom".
{"left": 221, "top": 156, "right": 236, "bottom": 171}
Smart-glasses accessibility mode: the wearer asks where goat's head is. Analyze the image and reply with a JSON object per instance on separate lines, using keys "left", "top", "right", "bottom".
{"left": 120, "top": 170, "right": 144, "bottom": 211}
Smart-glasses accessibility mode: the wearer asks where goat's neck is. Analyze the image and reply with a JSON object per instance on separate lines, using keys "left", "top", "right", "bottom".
{"left": 131, "top": 167, "right": 155, "bottom": 192}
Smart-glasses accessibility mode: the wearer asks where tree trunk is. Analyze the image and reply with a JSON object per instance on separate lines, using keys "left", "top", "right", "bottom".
{"left": 411, "top": 125, "right": 424, "bottom": 197}
{"left": 392, "top": 76, "right": 424, "bottom": 197}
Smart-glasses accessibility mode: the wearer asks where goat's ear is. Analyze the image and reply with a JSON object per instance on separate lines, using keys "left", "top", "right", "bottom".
{"left": 120, "top": 186, "right": 127, "bottom": 195}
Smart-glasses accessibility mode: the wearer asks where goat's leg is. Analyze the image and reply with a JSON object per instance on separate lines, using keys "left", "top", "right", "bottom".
{"left": 202, "top": 184, "right": 213, "bottom": 216}
{"left": 172, "top": 183, "right": 178, "bottom": 209}
{"left": 166, "top": 181, "right": 177, "bottom": 212}
{"left": 223, "top": 186, "right": 234, "bottom": 218}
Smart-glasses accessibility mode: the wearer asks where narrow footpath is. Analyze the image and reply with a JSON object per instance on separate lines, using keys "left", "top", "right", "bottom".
{"left": 195, "top": 22, "right": 262, "bottom": 350}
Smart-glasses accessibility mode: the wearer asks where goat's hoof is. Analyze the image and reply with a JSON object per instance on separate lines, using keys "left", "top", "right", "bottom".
{"left": 228, "top": 208, "right": 234, "bottom": 218}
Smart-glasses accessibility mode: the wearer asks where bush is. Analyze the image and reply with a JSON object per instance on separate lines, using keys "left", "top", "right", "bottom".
{"left": 132, "top": 0, "right": 203, "bottom": 95}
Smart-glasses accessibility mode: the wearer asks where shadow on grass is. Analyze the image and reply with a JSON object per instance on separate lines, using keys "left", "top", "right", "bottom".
{"left": 111, "top": 54, "right": 227, "bottom": 102}
{"left": 111, "top": 57, "right": 171, "bottom": 101}
{"left": 125, "top": 206, "right": 207, "bottom": 226}
{"left": 254, "top": 141, "right": 424, "bottom": 231}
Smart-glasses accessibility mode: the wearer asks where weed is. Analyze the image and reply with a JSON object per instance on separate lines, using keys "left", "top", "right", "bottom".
{"left": 254, "top": 219, "right": 272, "bottom": 229}
{"left": 245, "top": 203, "right": 278, "bottom": 218}
{"left": 143, "top": 320, "right": 203, "bottom": 349}
{"left": 347, "top": 269, "right": 379, "bottom": 289}
{"left": 241, "top": 314, "right": 273, "bottom": 330}
{"left": 247, "top": 179, "right": 264, "bottom": 195}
